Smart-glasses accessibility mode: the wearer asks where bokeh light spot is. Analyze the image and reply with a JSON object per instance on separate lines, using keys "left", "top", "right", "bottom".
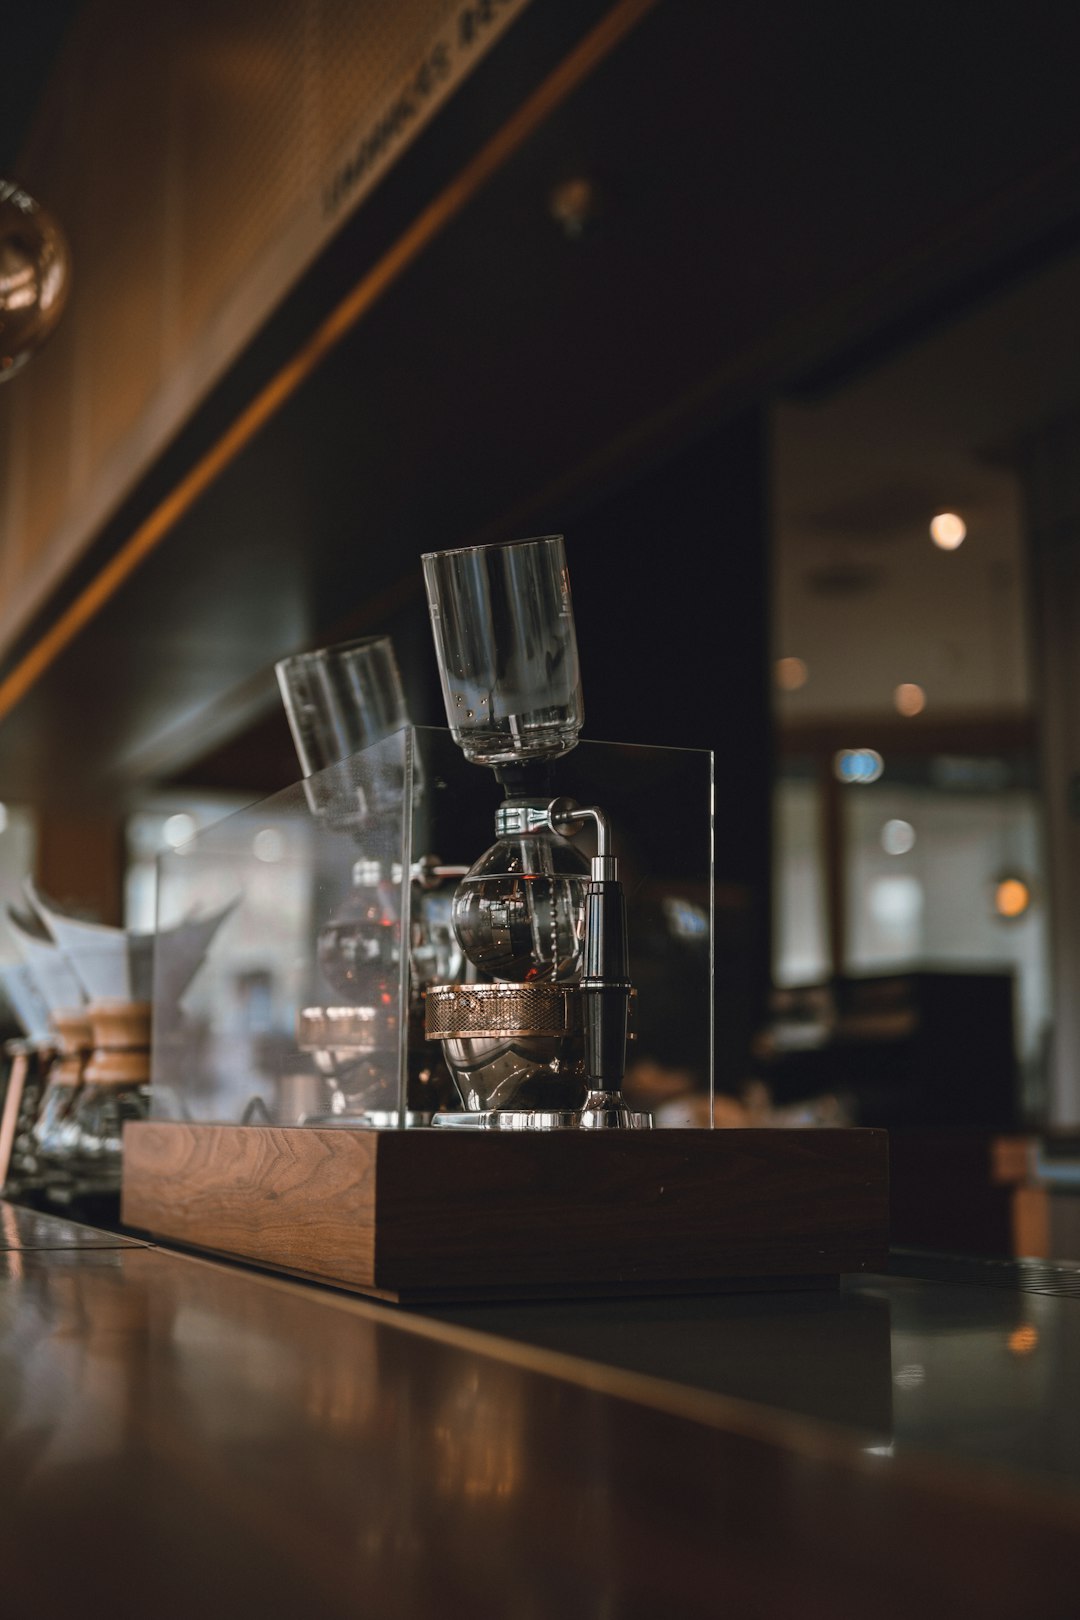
{"left": 930, "top": 512, "right": 966, "bottom": 550}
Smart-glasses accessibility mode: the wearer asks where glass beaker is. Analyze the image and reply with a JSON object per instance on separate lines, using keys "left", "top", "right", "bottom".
{"left": 421, "top": 535, "right": 584, "bottom": 768}
{"left": 276, "top": 636, "right": 411, "bottom": 824}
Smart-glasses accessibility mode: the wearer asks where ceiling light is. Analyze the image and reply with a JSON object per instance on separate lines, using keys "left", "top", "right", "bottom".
{"left": 163, "top": 813, "right": 196, "bottom": 849}
{"left": 548, "top": 177, "right": 597, "bottom": 238}
{"left": 775, "top": 656, "right": 808, "bottom": 691}
{"left": 994, "top": 877, "right": 1031, "bottom": 920}
{"left": 881, "top": 819, "right": 916, "bottom": 855}
{"left": 930, "top": 512, "right": 966, "bottom": 550}
{"left": 253, "top": 827, "right": 286, "bottom": 863}
{"left": 894, "top": 682, "right": 926, "bottom": 717}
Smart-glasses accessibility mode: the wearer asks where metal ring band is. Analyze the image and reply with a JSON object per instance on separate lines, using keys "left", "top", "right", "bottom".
{"left": 424, "top": 982, "right": 580, "bottom": 1040}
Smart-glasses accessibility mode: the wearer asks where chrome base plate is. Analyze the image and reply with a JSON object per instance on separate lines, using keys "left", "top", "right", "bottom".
{"left": 431, "top": 1108, "right": 652, "bottom": 1131}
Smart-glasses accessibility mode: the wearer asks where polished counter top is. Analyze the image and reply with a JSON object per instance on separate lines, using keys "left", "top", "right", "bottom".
{"left": 1, "top": 1202, "right": 1078, "bottom": 1617}
{"left": 420, "top": 1254, "right": 1080, "bottom": 1490}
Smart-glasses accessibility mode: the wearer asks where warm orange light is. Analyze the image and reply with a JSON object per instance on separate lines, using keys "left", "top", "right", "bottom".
{"left": 775, "top": 656, "right": 808, "bottom": 692}
{"left": 1008, "top": 1324, "right": 1039, "bottom": 1356}
{"left": 930, "top": 512, "right": 966, "bottom": 550}
{"left": 995, "top": 878, "right": 1031, "bottom": 919}
{"left": 894, "top": 682, "right": 926, "bottom": 717}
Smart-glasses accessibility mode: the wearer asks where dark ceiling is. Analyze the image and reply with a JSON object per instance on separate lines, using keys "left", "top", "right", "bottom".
{"left": 4, "top": 0, "right": 1080, "bottom": 808}
{"left": 0, "top": 2, "right": 82, "bottom": 172}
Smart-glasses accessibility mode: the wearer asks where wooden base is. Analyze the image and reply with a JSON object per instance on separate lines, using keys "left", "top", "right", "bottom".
{"left": 122, "top": 1123, "right": 888, "bottom": 1302}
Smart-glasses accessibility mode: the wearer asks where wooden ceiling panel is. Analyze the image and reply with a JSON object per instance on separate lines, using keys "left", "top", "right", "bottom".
{"left": 3, "top": 1, "right": 1080, "bottom": 806}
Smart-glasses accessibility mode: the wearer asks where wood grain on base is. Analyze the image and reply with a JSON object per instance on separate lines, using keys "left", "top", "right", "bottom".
{"left": 122, "top": 1123, "right": 378, "bottom": 1286}
{"left": 122, "top": 1124, "right": 888, "bottom": 1299}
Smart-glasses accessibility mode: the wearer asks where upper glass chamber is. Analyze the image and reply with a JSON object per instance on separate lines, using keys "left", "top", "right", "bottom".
{"left": 421, "top": 535, "right": 584, "bottom": 766}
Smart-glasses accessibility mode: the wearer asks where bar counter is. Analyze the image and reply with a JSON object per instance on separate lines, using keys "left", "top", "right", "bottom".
{"left": 1, "top": 1200, "right": 1079, "bottom": 1617}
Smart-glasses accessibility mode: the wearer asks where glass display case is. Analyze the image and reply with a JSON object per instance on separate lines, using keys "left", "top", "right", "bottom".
{"left": 129, "top": 728, "right": 886, "bottom": 1302}
{"left": 127, "top": 534, "right": 885, "bottom": 1301}
{"left": 150, "top": 725, "right": 716, "bottom": 1134}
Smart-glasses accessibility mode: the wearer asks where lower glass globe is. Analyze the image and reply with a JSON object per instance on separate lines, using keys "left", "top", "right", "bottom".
{"left": 452, "top": 832, "right": 588, "bottom": 982}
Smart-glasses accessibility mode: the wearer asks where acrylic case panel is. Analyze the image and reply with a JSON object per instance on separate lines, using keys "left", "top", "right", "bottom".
{"left": 151, "top": 725, "right": 714, "bottom": 1130}
{"left": 151, "top": 729, "right": 415, "bottom": 1129}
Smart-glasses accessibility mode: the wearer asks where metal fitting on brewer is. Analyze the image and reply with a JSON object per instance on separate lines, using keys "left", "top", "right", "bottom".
{"left": 494, "top": 801, "right": 557, "bottom": 836}
{"left": 546, "top": 799, "right": 618, "bottom": 882}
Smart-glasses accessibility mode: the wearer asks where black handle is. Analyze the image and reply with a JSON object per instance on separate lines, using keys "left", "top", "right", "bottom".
{"left": 580, "top": 879, "right": 631, "bottom": 1086}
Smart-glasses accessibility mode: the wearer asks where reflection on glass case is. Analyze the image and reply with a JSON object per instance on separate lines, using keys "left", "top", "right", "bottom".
{"left": 150, "top": 726, "right": 715, "bottom": 1132}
